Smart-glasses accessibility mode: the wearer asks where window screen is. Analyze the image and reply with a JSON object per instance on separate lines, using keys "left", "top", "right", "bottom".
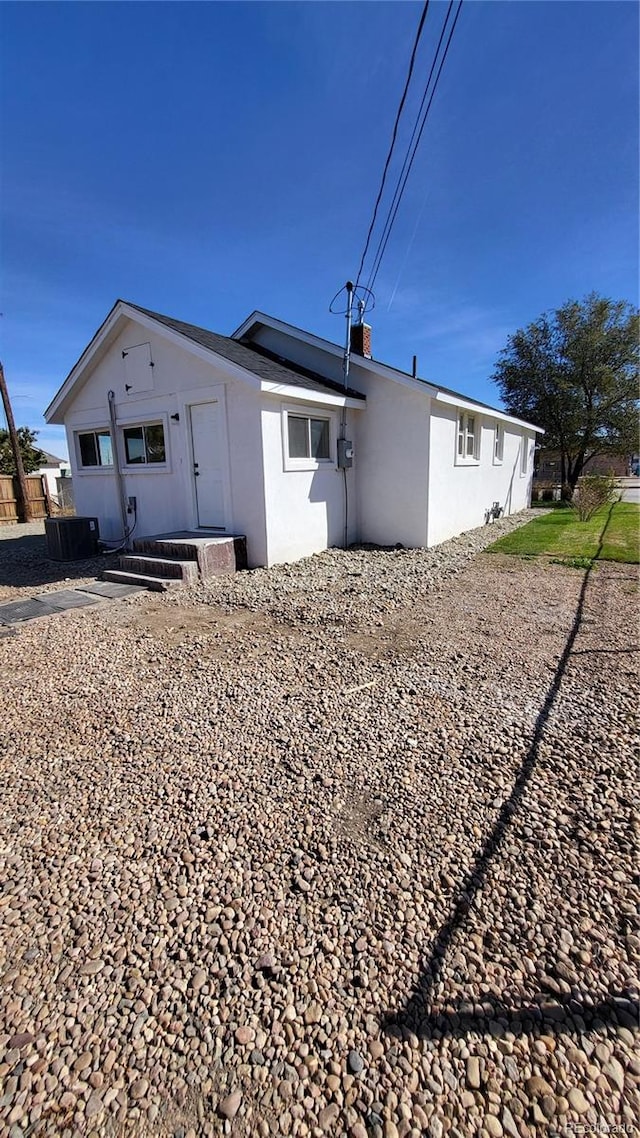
{"left": 288, "top": 416, "right": 308, "bottom": 459}
{"left": 97, "top": 432, "right": 113, "bottom": 465}
{"left": 144, "top": 424, "right": 166, "bottom": 463}
{"left": 310, "top": 418, "right": 330, "bottom": 460}
{"left": 466, "top": 416, "right": 475, "bottom": 457}
{"left": 287, "top": 414, "right": 331, "bottom": 461}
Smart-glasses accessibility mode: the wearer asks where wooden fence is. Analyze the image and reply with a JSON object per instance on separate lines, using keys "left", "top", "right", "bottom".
{"left": 0, "top": 474, "right": 52, "bottom": 523}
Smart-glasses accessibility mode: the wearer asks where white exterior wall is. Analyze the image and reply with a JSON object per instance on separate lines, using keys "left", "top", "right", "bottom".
{"left": 63, "top": 317, "right": 269, "bottom": 567}
{"left": 260, "top": 397, "right": 359, "bottom": 566}
{"left": 246, "top": 325, "right": 432, "bottom": 548}
{"left": 351, "top": 373, "right": 430, "bottom": 548}
{"left": 427, "top": 403, "right": 534, "bottom": 547}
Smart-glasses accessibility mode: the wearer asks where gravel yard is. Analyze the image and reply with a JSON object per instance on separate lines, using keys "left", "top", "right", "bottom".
{"left": 1, "top": 513, "right": 638, "bottom": 1138}
{"left": 0, "top": 522, "right": 117, "bottom": 601}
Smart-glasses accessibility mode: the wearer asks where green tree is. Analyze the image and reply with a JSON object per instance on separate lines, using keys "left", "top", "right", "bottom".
{"left": 493, "top": 293, "right": 639, "bottom": 493}
{"left": 0, "top": 426, "right": 48, "bottom": 475}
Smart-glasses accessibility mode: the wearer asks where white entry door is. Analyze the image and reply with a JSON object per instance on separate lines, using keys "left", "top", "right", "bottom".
{"left": 189, "top": 401, "right": 226, "bottom": 528}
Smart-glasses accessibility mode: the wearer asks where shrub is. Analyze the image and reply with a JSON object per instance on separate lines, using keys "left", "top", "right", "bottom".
{"left": 572, "top": 474, "right": 616, "bottom": 522}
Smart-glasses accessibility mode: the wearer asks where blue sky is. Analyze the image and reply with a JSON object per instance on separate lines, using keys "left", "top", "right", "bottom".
{"left": 1, "top": 1, "right": 638, "bottom": 458}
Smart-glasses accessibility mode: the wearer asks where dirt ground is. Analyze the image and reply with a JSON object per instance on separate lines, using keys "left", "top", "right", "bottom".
{"left": 0, "top": 542, "right": 638, "bottom": 1138}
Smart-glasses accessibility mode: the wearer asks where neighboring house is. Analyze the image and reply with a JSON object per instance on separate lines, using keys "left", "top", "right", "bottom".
{"left": 36, "top": 451, "right": 71, "bottom": 504}
{"left": 44, "top": 300, "right": 543, "bottom": 569}
{"left": 534, "top": 449, "right": 632, "bottom": 482}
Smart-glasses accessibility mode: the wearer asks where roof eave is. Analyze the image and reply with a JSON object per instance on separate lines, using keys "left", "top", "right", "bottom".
{"left": 45, "top": 301, "right": 357, "bottom": 423}
{"left": 434, "top": 390, "right": 544, "bottom": 433}
{"left": 235, "top": 311, "right": 547, "bottom": 431}
{"left": 260, "top": 381, "right": 364, "bottom": 409}
{"left": 45, "top": 299, "right": 129, "bottom": 423}
{"left": 47, "top": 301, "right": 270, "bottom": 423}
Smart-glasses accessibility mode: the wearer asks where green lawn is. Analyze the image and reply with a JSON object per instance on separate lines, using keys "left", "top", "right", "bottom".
{"left": 488, "top": 501, "right": 640, "bottom": 564}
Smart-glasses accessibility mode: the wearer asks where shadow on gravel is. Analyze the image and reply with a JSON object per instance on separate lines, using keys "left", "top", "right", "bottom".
{"left": 383, "top": 995, "right": 639, "bottom": 1041}
{"left": 382, "top": 501, "right": 635, "bottom": 1038}
{"left": 0, "top": 531, "right": 113, "bottom": 590}
{"left": 571, "top": 646, "right": 639, "bottom": 657}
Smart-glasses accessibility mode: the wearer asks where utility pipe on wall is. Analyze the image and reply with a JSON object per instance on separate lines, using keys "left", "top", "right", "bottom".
{"left": 108, "top": 390, "right": 130, "bottom": 545}
{"left": 340, "top": 283, "right": 354, "bottom": 550}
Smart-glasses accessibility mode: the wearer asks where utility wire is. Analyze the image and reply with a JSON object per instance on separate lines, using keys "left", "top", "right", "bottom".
{"left": 354, "top": 1, "right": 430, "bottom": 291}
{"left": 386, "top": 186, "right": 431, "bottom": 312}
{"left": 366, "top": 0, "right": 464, "bottom": 296}
{"left": 365, "top": 0, "right": 456, "bottom": 294}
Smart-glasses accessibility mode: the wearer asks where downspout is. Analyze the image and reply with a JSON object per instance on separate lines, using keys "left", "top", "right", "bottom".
{"left": 341, "top": 283, "right": 354, "bottom": 550}
{"left": 108, "top": 390, "right": 130, "bottom": 545}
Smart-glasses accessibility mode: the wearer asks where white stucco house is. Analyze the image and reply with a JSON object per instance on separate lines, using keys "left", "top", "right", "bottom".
{"left": 44, "top": 300, "right": 542, "bottom": 578}
{"left": 36, "top": 451, "right": 71, "bottom": 504}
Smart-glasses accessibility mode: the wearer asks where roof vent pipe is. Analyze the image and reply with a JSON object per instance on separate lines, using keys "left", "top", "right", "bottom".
{"left": 412, "top": 355, "right": 418, "bottom": 378}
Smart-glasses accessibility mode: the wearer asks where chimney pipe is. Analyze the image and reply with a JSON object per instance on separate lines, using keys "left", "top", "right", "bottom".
{"left": 412, "top": 355, "right": 417, "bottom": 378}
{"left": 350, "top": 321, "right": 372, "bottom": 359}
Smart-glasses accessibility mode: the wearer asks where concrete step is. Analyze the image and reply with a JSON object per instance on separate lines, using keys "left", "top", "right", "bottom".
{"left": 132, "top": 532, "right": 247, "bottom": 577}
{"left": 117, "top": 554, "right": 198, "bottom": 583}
{"left": 102, "top": 569, "right": 185, "bottom": 592}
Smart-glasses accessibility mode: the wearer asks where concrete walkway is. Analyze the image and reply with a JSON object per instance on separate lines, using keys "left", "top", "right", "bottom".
{"left": 616, "top": 477, "right": 640, "bottom": 504}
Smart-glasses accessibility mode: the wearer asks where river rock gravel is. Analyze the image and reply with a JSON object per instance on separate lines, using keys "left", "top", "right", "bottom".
{"left": 0, "top": 521, "right": 117, "bottom": 601}
{"left": 1, "top": 515, "right": 638, "bottom": 1137}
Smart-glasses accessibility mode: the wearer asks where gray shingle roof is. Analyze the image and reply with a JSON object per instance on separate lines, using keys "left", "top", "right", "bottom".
{"left": 126, "top": 302, "right": 365, "bottom": 401}
{"left": 40, "top": 451, "right": 66, "bottom": 465}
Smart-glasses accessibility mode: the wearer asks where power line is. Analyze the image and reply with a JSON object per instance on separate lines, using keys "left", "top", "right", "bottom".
{"left": 354, "top": 1, "right": 430, "bottom": 291}
{"left": 365, "top": 0, "right": 457, "bottom": 293}
{"left": 366, "top": 0, "right": 464, "bottom": 297}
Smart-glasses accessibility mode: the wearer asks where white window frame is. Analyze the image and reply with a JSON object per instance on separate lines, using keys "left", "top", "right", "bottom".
{"left": 520, "top": 433, "right": 529, "bottom": 477}
{"left": 282, "top": 404, "right": 336, "bottom": 472}
{"left": 74, "top": 428, "right": 114, "bottom": 473}
{"left": 493, "top": 421, "right": 504, "bottom": 465}
{"left": 455, "top": 411, "right": 480, "bottom": 465}
{"left": 120, "top": 417, "right": 170, "bottom": 472}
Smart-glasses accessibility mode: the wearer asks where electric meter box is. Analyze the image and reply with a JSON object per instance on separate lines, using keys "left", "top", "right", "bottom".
{"left": 337, "top": 439, "right": 354, "bottom": 469}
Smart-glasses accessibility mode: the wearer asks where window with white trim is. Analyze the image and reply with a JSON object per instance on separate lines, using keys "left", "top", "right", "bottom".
{"left": 494, "top": 422, "right": 504, "bottom": 463}
{"left": 457, "top": 412, "right": 479, "bottom": 462}
{"left": 77, "top": 429, "right": 113, "bottom": 468}
{"left": 286, "top": 413, "right": 331, "bottom": 462}
{"left": 122, "top": 422, "right": 166, "bottom": 465}
{"left": 520, "top": 433, "right": 529, "bottom": 475}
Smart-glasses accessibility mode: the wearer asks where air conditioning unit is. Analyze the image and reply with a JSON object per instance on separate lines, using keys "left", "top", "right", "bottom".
{"left": 44, "top": 517, "right": 100, "bottom": 561}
